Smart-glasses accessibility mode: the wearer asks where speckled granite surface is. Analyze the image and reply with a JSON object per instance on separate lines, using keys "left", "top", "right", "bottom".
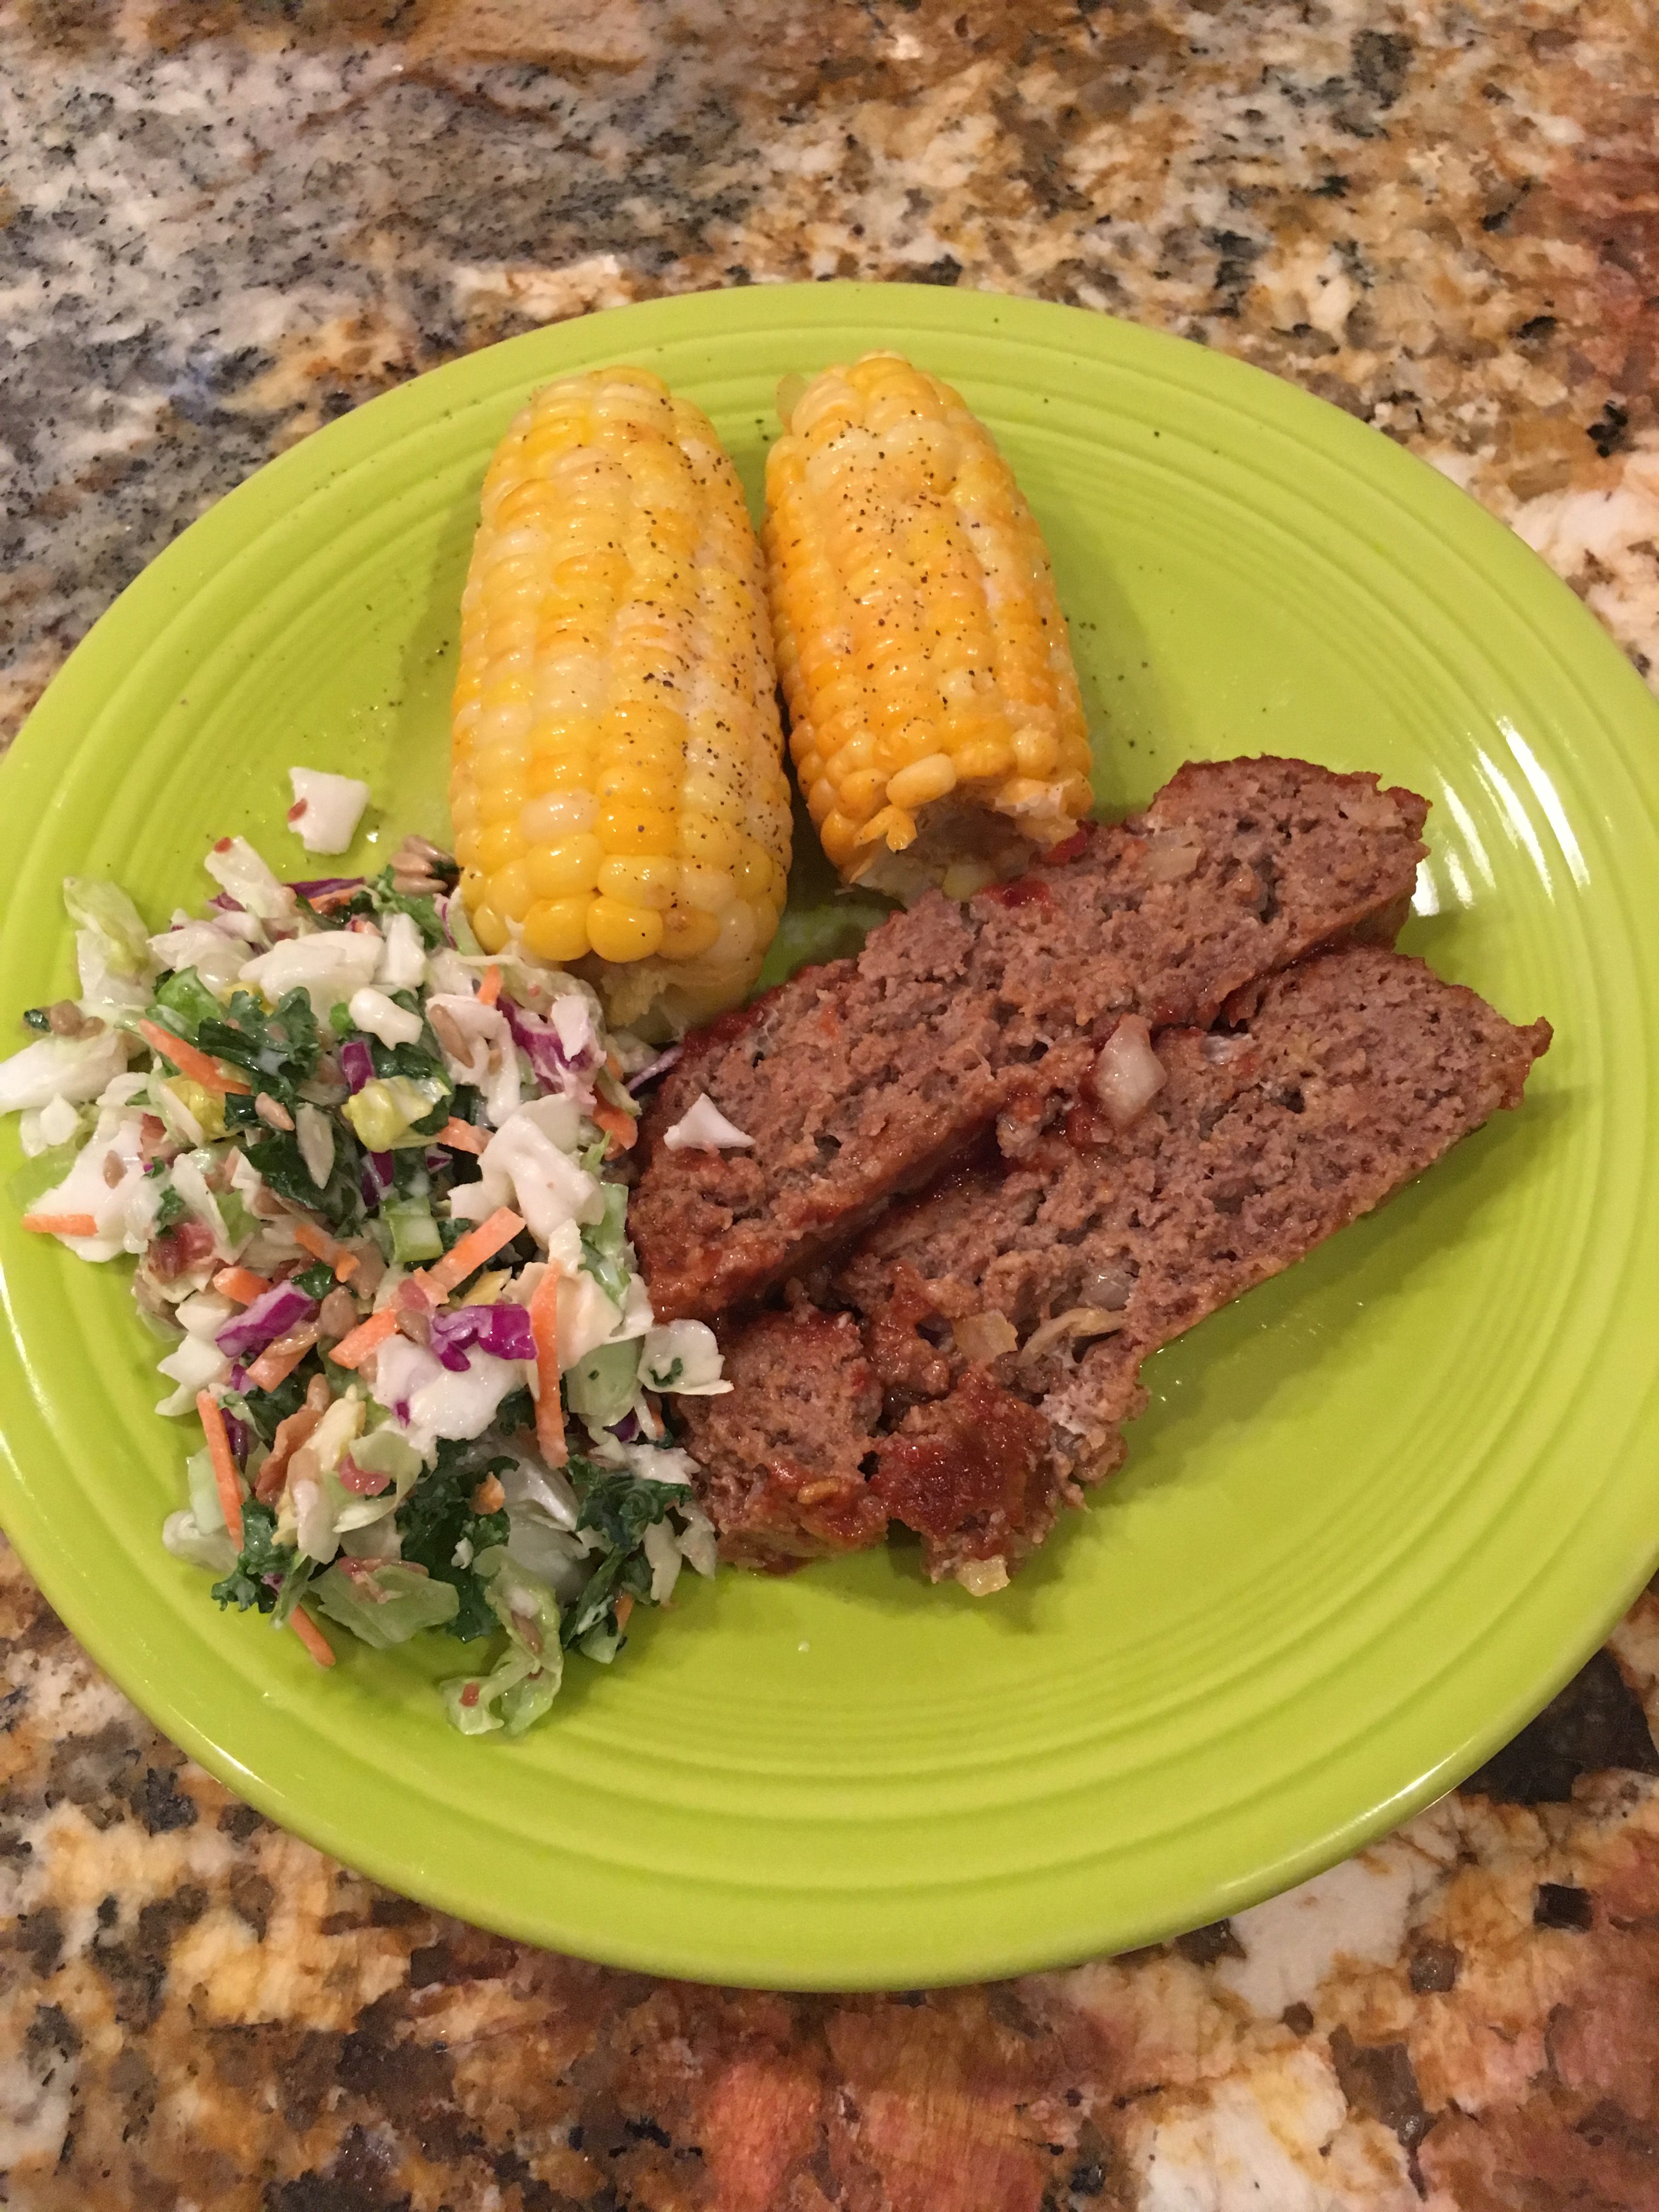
{"left": 2, "top": 0, "right": 1658, "bottom": 2205}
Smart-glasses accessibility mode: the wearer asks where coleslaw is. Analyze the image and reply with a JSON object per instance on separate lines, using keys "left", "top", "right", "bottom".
{"left": 1, "top": 832, "right": 725, "bottom": 1735}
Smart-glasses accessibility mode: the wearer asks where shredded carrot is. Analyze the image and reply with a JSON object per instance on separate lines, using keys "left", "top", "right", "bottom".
{"left": 528, "top": 1267, "right": 567, "bottom": 1468}
{"left": 328, "top": 1307, "right": 399, "bottom": 1371}
{"left": 605, "top": 1051, "right": 623, "bottom": 1079}
{"left": 138, "top": 1018, "right": 251, "bottom": 1095}
{"left": 213, "top": 1265, "right": 273, "bottom": 1305}
{"left": 21, "top": 1212, "right": 100, "bottom": 1238}
{"left": 437, "top": 1117, "right": 488, "bottom": 1155}
{"left": 245, "top": 1324, "right": 320, "bottom": 1393}
{"left": 614, "top": 1593, "right": 635, "bottom": 1632}
{"left": 293, "top": 1220, "right": 359, "bottom": 1280}
{"left": 478, "top": 964, "right": 501, "bottom": 1008}
{"left": 417, "top": 1207, "right": 526, "bottom": 1299}
{"left": 196, "top": 1390, "right": 245, "bottom": 1549}
{"left": 591, "top": 1099, "right": 637, "bottom": 1155}
{"left": 289, "top": 1608, "right": 336, "bottom": 1669}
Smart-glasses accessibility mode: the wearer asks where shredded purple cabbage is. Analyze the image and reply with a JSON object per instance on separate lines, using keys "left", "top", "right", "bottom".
{"left": 289, "top": 876, "right": 365, "bottom": 898}
{"left": 428, "top": 1304, "right": 536, "bottom": 1370}
{"left": 339, "top": 1039, "right": 376, "bottom": 1093}
{"left": 207, "top": 892, "right": 244, "bottom": 913}
{"left": 612, "top": 1410, "right": 641, "bottom": 1444}
{"left": 359, "top": 1150, "right": 396, "bottom": 1210}
{"left": 627, "top": 1044, "right": 683, "bottom": 1093}
{"left": 503, "top": 997, "right": 602, "bottom": 1094}
{"left": 215, "top": 1280, "right": 318, "bottom": 1362}
{"left": 223, "top": 1412, "right": 252, "bottom": 1466}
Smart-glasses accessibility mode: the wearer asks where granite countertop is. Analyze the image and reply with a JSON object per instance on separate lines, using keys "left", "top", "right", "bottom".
{"left": 2, "top": 1, "right": 1657, "bottom": 2205}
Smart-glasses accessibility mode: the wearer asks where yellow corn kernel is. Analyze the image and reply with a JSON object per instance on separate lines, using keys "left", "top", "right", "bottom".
{"left": 522, "top": 898, "right": 591, "bottom": 963}
{"left": 596, "top": 802, "right": 676, "bottom": 857}
{"left": 887, "top": 753, "right": 957, "bottom": 811}
{"left": 527, "top": 836, "right": 603, "bottom": 900}
{"left": 451, "top": 365, "right": 791, "bottom": 1032}
{"left": 487, "top": 861, "right": 535, "bottom": 922}
{"left": 765, "top": 351, "right": 1093, "bottom": 891}
{"left": 519, "top": 790, "right": 597, "bottom": 843}
{"left": 588, "top": 898, "right": 663, "bottom": 963}
{"left": 1010, "top": 723, "right": 1060, "bottom": 777}
{"left": 836, "top": 766, "right": 887, "bottom": 819}
{"left": 819, "top": 810, "right": 861, "bottom": 867}
{"left": 472, "top": 904, "right": 508, "bottom": 954}
{"left": 597, "top": 855, "right": 679, "bottom": 912}
{"left": 476, "top": 821, "right": 526, "bottom": 872}
{"left": 661, "top": 906, "right": 721, "bottom": 958}
{"left": 856, "top": 803, "right": 916, "bottom": 850}
{"left": 681, "top": 814, "right": 747, "bottom": 871}
{"left": 678, "top": 863, "right": 737, "bottom": 915}
{"left": 598, "top": 762, "right": 678, "bottom": 811}
{"left": 477, "top": 781, "right": 525, "bottom": 827}
{"left": 951, "top": 735, "right": 1017, "bottom": 785}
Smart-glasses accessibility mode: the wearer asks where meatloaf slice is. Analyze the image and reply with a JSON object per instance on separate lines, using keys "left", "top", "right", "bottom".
{"left": 689, "top": 1310, "right": 890, "bottom": 1572}
{"left": 634, "top": 756, "right": 1429, "bottom": 1324}
{"left": 678, "top": 944, "right": 1551, "bottom": 1585}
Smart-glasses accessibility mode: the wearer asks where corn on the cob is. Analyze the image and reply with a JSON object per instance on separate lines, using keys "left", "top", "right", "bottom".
{"left": 764, "top": 352, "right": 1095, "bottom": 899}
{"left": 450, "top": 366, "right": 792, "bottom": 1036}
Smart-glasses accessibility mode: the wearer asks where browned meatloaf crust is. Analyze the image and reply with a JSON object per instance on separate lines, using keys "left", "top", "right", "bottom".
{"left": 676, "top": 945, "right": 1551, "bottom": 1587}
{"left": 634, "top": 757, "right": 1430, "bottom": 1323}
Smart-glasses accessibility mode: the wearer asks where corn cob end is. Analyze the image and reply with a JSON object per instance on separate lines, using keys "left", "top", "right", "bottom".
{"left": 765, "top": 351, "right": 1095, "bottom": 903}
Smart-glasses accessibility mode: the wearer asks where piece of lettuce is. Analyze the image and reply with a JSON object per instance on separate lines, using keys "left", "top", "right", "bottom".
{"left": 578, "top": 1182, "right": 632, "bottom": 1307}
{"left": 64, "top": 878, "right": 153, "bottom": 977}
{"left": 439, "top": 1545, "right": 563, "bottom": 1734}
{"left": 563, "top": 1339, "right": 640, "bottom": 1431}
{"left": 311, "top": 1560, "right": 460, "bottom": 1649}
{"left": 7, "top": 1139, "right": 85, "bottom": 1212}
{"left": 150, "top": 967, "right": 223, "bottom": 1039}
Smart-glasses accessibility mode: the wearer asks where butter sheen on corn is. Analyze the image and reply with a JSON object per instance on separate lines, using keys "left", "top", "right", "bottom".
{"left": 450, "top": 367, "right": 792, "bottom": 1035}
{"left": 764, "top": 352, "right": 1095, "bottom": 899}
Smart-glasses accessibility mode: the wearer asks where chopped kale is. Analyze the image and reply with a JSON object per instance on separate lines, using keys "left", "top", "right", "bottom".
{"left": 244, "top": 1125, "right": 362, "bottom": 1229}
{"left": 196, "top": 986, "right": 321, "bottom": 1097}
{"left": 21, "top": 1007, "right": 51, "bottom": 1034}
{"left": 368, "top": 867, "right": 448, "bottom": 947}
{"left": 569, "top": 1459, "right": 686, "bottom": 1552}
{"left": 494, "top": 1386, "right": 535, "bottom": 1436}
{"left": 210, "top": 1500, "right": 294, "bottom": 1615}
{"left": 153, "top": 1183, "right": 188, "bottom": 1235}
{"left": 395, "top": 1443, "right": 514, "bottom": 1641}
{"left": 561, "top": 1458, "right": 686, "bottom": 1647}
{"left": 330, "top": 868, "right": 449, "bottom": 949}
{"left": 367, "top": 1031, "right": 451, "bottom": 1091}
{"left": 293, "top": 1261, "right": 336, "bottom": 1300}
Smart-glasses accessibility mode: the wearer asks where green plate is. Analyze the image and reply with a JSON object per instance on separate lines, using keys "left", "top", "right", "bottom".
{"left": 2, "top": 284, "right": 1657, "bottom": 1989}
